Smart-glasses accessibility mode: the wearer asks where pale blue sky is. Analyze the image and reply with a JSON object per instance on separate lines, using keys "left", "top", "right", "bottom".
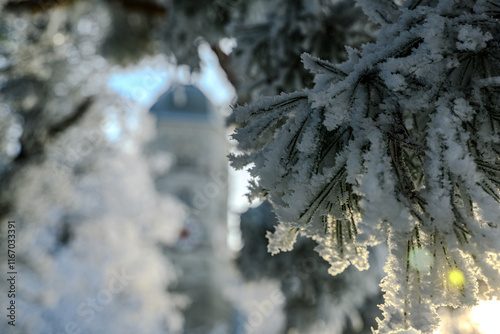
{"left": 108, "top": 43, "right": 235, "bottom": 108}
{"left": 108, "top": 69, "right": 169, "bottom": 105}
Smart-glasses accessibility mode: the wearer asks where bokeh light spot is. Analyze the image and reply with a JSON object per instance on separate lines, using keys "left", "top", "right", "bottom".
{"left": 53, "top": 33, "right": 65, "bottom": 46}
{"left": 448, "top": 269, "right": 465, "bottom": 286}
{"left": 409, "top": 247, "right": 433, "bottom": 272}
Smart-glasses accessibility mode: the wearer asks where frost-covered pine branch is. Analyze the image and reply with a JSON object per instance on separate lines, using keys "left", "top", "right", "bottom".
{"left": 230, "top": 0, "right": 500, "bottom": 332}
{"left": 237, "top": 201, "right": 384, "bottom": 333}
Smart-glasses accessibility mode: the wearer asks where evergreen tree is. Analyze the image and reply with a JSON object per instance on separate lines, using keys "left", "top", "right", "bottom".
{"left": 0, "top": 2, "right": 186, "bottom": 333}
{"left": 231, "top": 0, "right": 374, "bottom": 99}
{"left": 230, "top": 0, "right": 500, "bottom": 333}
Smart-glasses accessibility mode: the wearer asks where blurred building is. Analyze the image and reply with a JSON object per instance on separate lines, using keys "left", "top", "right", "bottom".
{"left": 148, "top": 84, "right": 234, "bottom": 333}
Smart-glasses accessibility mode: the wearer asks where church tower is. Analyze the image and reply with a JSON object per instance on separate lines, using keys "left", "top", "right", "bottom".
{"left": 148, "top": 84, "right": 233, "bottom": 333}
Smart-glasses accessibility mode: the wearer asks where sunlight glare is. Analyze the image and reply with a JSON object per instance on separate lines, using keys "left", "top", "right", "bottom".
{"left": 470, "top": 299, "right": 500, "bottom": 334}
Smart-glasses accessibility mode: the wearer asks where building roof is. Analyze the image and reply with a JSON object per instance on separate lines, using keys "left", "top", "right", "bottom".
{"left": 149, "top": 84, "right": 214, "bottom": 121}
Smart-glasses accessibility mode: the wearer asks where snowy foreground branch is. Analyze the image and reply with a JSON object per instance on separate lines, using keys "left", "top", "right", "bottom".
{"left": 230, "top": 0, "right": 500, "bottom": 333}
